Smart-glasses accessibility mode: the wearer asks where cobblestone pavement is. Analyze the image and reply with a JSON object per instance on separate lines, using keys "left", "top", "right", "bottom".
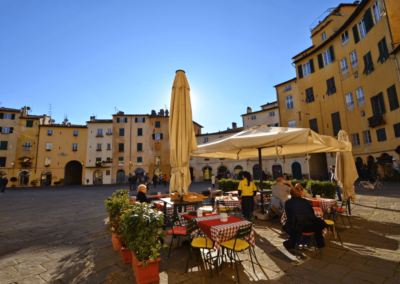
{"left": 0, "top": 183, "right": 400, "bottom": 284}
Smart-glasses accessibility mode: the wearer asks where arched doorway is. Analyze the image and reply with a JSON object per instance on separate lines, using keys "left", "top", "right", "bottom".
{"left": 377, "top": 153, "right": 393, "bottom": 178}
{"left": 64, "top": 161, "right": 83, "bottom": 185}
{"left": 272, "top": 164, "right": 283, "bottom": 179}
{"left": 189, "top": 166, "right": 195, "bottom": 181}
{"left": 217, "top": 165, "right": 228, "bottom": 178}
{"left": 41, "top": 171, "right": 52, "bottom": 186}
{"left": 234, "top": 165, "right": 243, "bottom": 179}
{"left": 153, "top": 167, "right": 163, "bottom": 181}
{"left": 117, "top": 170, "right": 126, "bottom": 183}
{"left": 18, "top": 171, "right": 30, "bottom": 186}
{"left": 202, "top": 166, "right": 212, "bottom": 180}
{"left": 292, "top": 162, "right": 302, "bottom": 180}
{"left": 134, "top": 168, "right": 145, "bottom": 182}
{"left": 253, "top": 164, "right": 260, "bottom": 180}
{"left": 367, "top": 156, "right": 375, "bottom": 170}
{"left": 355, "top": 157, "right": 363, "bottom": 174}
{"left": 93, "top": 170, "right": 103, "bottom": 185}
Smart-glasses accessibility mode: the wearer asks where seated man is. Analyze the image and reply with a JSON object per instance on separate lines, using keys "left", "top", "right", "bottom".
{"left": 268, "top": 177, "right": 292, "bottom": 216}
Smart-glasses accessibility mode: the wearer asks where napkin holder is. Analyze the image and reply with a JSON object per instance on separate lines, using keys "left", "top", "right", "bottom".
{"left": 220, "top": 213, "right": 228, "bottom": 222}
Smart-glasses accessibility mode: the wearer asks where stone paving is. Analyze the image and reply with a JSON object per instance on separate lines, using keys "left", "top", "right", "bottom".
{"left": 0, "top": 182, "right": 400, "bottom": 283}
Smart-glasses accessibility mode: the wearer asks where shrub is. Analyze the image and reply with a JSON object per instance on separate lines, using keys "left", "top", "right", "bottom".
{"left": 30, "top": 180, "right": 37, "bottom": 186}
{"left": 217, "top": 179, "right": 240, "bottom": 192}
{"left": 253, "top": 180, "right": 277, "bottom": 190}
{"left": 305, "top": 180, "right": 336, "bottom": 198}
{"left": 104, "top": 189, "right": 130, "bottom": 235}
{"left": 58, "top": 178, "right": 65, "bottom": 184}
{"left": 10, "top": 177, "right": 17, "bottom": 182}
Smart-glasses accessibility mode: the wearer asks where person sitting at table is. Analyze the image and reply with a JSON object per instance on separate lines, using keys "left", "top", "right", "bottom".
{"left": 295, "top": 183, "right": 310, "bottom": 198}
{"left": 137, "top": 184, "right": 150, "bottom": 203}
{"left": 267, "top": 177, "right": 292, "bottom": 218}
{"left": 237, "top": 171, "right": 257, "bottom": 220}
{"left": 283, "top": 187, "right": 327, "bottom": 250}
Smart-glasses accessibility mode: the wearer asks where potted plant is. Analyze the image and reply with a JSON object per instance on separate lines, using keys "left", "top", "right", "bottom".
{"left": 120, "top": 202, "right": 168, "bottom": 284}
{"left": 53, "top": 181, "right": 59, "bottom": 186}
{"left": 30, "top": 180, "right": 37, "bottom": 187}
{"left": 10, "top": 177, "right": 17, "bottom": 187}
{"left": 58, "top": 178, "right": 64, "bottom": 186}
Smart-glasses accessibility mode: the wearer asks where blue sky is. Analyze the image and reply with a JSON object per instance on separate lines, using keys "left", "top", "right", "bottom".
{"left": 1, "top": 0, "right": 344, "bottom": 133}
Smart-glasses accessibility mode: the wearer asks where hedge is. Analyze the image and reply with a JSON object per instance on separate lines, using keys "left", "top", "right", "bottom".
{"left": 217, "top": 178, "right": 336, "bottom": 198}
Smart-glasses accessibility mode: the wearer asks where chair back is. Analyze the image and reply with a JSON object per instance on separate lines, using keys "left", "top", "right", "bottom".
{"left": 170, "top": 213, "right": 181, "bottom": 227}
{"left": 186, "top": 219, "right": 199, "bottom": 238}
{"left": 249, "top": 214, "right": 255, "bottom": 225}
{"left": 231, "top": 224, "right": 252, "bottom": 251}
{"left": 341, "top": 200, "right": 348, "bottom": 208}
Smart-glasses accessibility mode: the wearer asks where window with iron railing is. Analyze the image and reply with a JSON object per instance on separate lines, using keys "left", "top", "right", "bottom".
{"left": 24, "top": 142, "right": 31, "bottom": 151}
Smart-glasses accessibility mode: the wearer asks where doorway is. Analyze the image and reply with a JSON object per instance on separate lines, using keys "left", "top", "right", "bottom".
{"left": 18, "top": 171, "right": 30, "bottom": 186}
{"left": 292, "top": 162, "right": 302, "bottom": 180}
{"left": 272, "top": 164, "right": 282, "bottom": 180}
{"left": 252, "top": 164, "right": 260, "bottom": 180}
{"left": 41, "top": 171, "right": 52, "bottom": 186}
{"left": 117, "top": 170, "right": 126, "bottom": 183}
{"left": 93, "top": 171, "right": 103, "bottom": 185}
{"left": 203, "top": 166, "right": 212, "bottom": 180}
{"left": 355, "top": 157, "right": 363, "bottom": 174}
{"left": 64, "top": 161, "right": 83, "bottom": 185}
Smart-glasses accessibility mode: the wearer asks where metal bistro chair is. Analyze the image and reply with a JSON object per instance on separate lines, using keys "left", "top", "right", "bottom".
{"left": 295, "top": 230, "right": 322, "bottom": 259}
{"left": 333, "top": 200, "right": 352, "bottom": 228}
{"left": 325, "top": 208, "right": 343, "bottom": 247}
{"left": 201, "top": 190, "right": 212, "bottom": 206}
{"left": 216, "top": 199, "right": 239, "bottom": 217}
{"left": 166, "top": 214, "right": 187, "bottom": 257}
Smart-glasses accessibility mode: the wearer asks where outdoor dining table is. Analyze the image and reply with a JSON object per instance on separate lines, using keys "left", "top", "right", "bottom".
{"left": 213, "top": 196, "right": 241, "bottom": 212}
{"left": 197, "top": 216, "right": 255, "bottom": 251}
{"left": 151, "top": 200, "right": 195, "bottom": 217}
{"left": 306, "top": 197, "right": 337, "bottom": 213}
{"left": 281, "top": 207, "right": 327, "bottom": 237}
{"left": 159, "top": 198, "right": 200, "bottom": 229}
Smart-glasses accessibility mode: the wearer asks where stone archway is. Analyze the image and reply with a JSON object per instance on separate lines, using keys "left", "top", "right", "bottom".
{"left": 64, "top": 161, "right": 83, "bottom": 185}
{"left": 93, "top": 170, "right": 103, "bottom": 185}
{"left": 41, "top": 171, "right": 52, "bottom": 186}
{"left": 18, "top": 170, "right": 32, "bottom": 186}
{"left": 202, "top": 165, "right": 212, "bottom": 180}
{"left": 291, "top": 162, "right": 302, "bottom": 180}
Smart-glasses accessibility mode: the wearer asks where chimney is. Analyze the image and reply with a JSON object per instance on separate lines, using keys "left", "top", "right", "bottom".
{"left": 247, "top": 107, "right": 252, "bottom": 114}
{"left": 117, "top": 111, "right": 124, "bottom": 115}
{"left": 160, "top": 109, "right": 164, "bottom": 116}
{"left": 67, "top": 122, "right": 71, "bottom": 126}
{"left": 151, "top": 110, "right": 156, "bottom": 116}
{"left": 165, "top": 109, "right": 169, "bottom": 116}
{"left": 232, "top": 122, "right": 237, "bottom": 129}
{"left": 90, "top": 116, "right": 95, "bottom": 121}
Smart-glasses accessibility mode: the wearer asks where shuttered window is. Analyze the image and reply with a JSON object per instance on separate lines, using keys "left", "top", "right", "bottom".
{"left": 26, "top": 120, "right": 34, "bottom": 127}
{"left": 331, "top": 112, "right": 341, "bottom": 136}
{"left": 364, "top": 7, "right": 374, "bottom": 33}
{"left": 138, "top": 128, "right": 143, "bottom": 136}
{"left": 0, "top": 157, "right": 6, "bottom": 167}
{"left": 377, "top": 37, "right": 389, "bottom": 63}
{"left": 309, "top": 118, "right": 318, "bottom": 133}
{"left": 0, "top": 141, "right": 8, "bottom": 150}
{"left": 363, "top": 52, "right": 374, "bottom": 75}
{"left": 155, "top": 121, "right": 161, "bottom": 128}
{"left": 352, "top": 24, "right": 360, "bottom": 44}
{"left": 137, "top": 143, "right": 142, "bottom": 151}
{"left": 137, "top": 157, "right": 142, "bottom": 163}
{"left": 394, "top": 123, "right": 400, "bottom": 138}
{"left": 317, "top": 53, "right": 324, "bottom": 69}
{"left": 363, "top": 130, "right": 372, "bottom": 144}
{"left": 118, "top": 143, "right": 124, "bottom": 152}
{"left": 119, "top": 128, "right": 125, "bottom": 136}
{"left": 326, "top": 77, "right": 336, "bottom": 95}
{"left": 351, "top": 133, "right": 360, "bottom": 146}
{"left": 376, "top": 128, "right": 387, "bottom": 142}
{"left": 387, "top": 85, "right": 399, "bottom": 111}
{"left": 371, "top": 93, "right": 386, "bottom": 116}
{"left": 297, "top": 65, "right": 303, "bottom": 79}
{"left": 306, "top": 87, "right": 314, "bottom": 103}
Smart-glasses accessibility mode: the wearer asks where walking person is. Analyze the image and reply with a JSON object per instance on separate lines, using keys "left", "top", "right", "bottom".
{"left": 1, "top": 176, "right": 8, "bottom": 194}
{"left": 128, "top": 175, "right": 135, "bottom": 191}
{"left": 163, "top": 174, "right": 167, "bottom": 186}
{"left": 152, "top": 174, "right": 158, "bottom": 188}
{"left": 211, "top": 174, "right": 215, "bottom": 188}
{"left": 133, "top": 175, "right": 137, "bottom": 190}
{"left": 237, "top": 171, "right": 257, "bottom": 220}
{"left": 330, "top": 165, "right": 342, "bottom": 201}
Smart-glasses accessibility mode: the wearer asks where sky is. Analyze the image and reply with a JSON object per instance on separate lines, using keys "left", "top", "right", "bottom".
{"left": 1, "top": 0, "right": 345, "bottom": 133}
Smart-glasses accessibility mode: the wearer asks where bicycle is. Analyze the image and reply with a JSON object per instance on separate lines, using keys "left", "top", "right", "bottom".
{"left": 359, "top": 177, "right": 388, "bottom": 191}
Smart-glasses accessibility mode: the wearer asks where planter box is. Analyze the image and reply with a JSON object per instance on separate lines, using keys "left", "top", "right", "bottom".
{"left": 111, "top": 233, "right": 122, "bottom": 252}
{"left": 120, "top": 247, "right": 132, "bottom": 264}
{"left": 131, "top": 252, "right": 161, "bottom": 284}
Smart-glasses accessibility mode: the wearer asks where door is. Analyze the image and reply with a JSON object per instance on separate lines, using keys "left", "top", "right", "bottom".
{"left": 292, "top": 162, "right": 302, "bottom": 180}
{"left": 19, "top": 171, "right": 30, "bottom": 186}
{"left": 93, "top": 171, "right": 103, "bottom": 185}
{"left": 117, "top": 170, "right": 126, "bottom": 183}
{"left": 64, "top": 161, "right": 83, "bottom": 185}
{"left": 272, "top": 164, "right": 282, "bottom": 180}
{"left": 252, "top": 164, "right": 260, "bottom": 180}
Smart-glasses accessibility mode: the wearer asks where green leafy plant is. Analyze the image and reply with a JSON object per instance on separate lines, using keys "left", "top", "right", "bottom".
{"left": 120, "top": 202, "right": 168, "bottom": 267}
{"left": 58, "top": 178, "right": 65, "bottom": 184}
{"left": 104, "top": 189, "right": 130, "bottom": 235}
{"left": 10, "top": 177, "right": 17, "bottom": 182}
{"left": 305, "top": 180, "right": 336, "bottom": 198}
{"left": 30, "top": 180, "right": 37, "bottom": 186}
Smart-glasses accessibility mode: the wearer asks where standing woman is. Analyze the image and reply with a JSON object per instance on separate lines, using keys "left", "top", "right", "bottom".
{"left": 211, "top": 174, "right": 215, "bottom": 188}
{"left": 237, "top": 171, "right": 257, "bottom": 220}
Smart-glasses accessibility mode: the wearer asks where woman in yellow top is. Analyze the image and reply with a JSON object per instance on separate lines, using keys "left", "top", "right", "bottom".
{"left": 238, "top": 171, "right": 258, "bottom": 220}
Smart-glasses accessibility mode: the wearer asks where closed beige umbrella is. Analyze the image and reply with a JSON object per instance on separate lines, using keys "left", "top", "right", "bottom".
{"left": 335, "top": 130, "right": 357, "bottom": 202}
{"left": 169, "top": 70, "right": 198, "bottom": 194}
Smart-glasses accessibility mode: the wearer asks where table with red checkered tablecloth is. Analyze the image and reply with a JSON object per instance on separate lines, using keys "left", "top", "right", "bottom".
{"left": 281, "top": 207, "right": 327, "bottom": 237}
{"left": 306, "top": 198, "right": 337, "bottom": 213}
{"left": 213, "top": 197, "right": 241, "bottom": 212}
{"left": 151, "top": 201, "right": 194, "bottom": 217}
{"left": 198, "top": 217, "right": 255, "bottom": 251}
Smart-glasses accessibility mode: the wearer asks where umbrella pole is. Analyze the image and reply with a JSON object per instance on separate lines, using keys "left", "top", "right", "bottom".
{"left": 258, "top": 148, "right": 265, "bottom": 215}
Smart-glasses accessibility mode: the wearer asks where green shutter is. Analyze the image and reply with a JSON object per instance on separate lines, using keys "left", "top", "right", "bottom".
{"left": 116, "top": 118, "right": 120, "bottom": 123}
{"left": 152, "top": 134, "right": 155, "bottom": 140}
{"left": 317, "top": 54, "right": 324, "bottom": 69}
{"left": 0, "top": 141, "right": 8, "bottom": 150}
{"left": 9, "top": 127, "right": 13, "bottom": 133}
{"left": 0, "top": 127, "right": 2, "bottom": 132}
{"left": 377, "top": 39, "right": 384, "bottom": 62}
{"left": 138, "top": 128, "right": 142, "bottom": 136}
{"left": 363, "top": 54, "right": 369, "bottom": 74}
{"left": 352, "top": 24, "right": 360, "bottom": 44}
{"left": 143, "top": 118, "right": 145, "bottom": 123}
{"left": 135, "top": 118, "right": 138, "bottom": 123}
{"left": 11, "top": 114, "right": 15, "bottom": 120}
{"left": 119, "top": 143, "right": 124, "bottom": 152}
{"left": 297, "top": 65, "right": 303, "bottom": 79}
{"left": 137, "top": 143, "right": 142, "bottom": 151}
{"left": 160, "top": 133, "right": 163, "bottom": 140}
{"left": 309, "top": 59, "right": 315, "bottom": 73}
{"left": 367, "top": 52, "right": 374, "bottom": 72}
{"left": 377, "top": 92, "right": 386, "bottom": 114}
{"left": 387, "top": 85, "right": 399, "bottom": 111}
{"left": 364, "top": 8, "right": 374, "bottom": 33}
{"left": 0, "top": 113, "right": 3, "bottom": 119}
{"left": 329, "top": 45, "right": 335, "bottom": 61}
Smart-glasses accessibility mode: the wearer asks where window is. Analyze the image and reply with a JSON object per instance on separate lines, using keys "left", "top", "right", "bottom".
{"left": 106, "top": 157, "right": 111, "bottom": 162}
{"left": 24, "top": 142, "right": 31, "bottom": 151}
{"left": 321, "top": 32, "right": 326, "bottom": 41}
{"left": 155, "top": 121, "right": 161, "bottom": 128}
{"left": 106, "top": 170, "right": 110, "bottom": 176}
{"left": 96, "top": 157, "right": 101, "bottom": 165}
{"left": 302, "top": 61, "right": 312, "bottom": 77}
{"left": 97, "top": 143, "right": 102, "bottom": 150}
{"left": 107, "top": 143, "right": 111, "bottom": 150}
{"left": 155, "top": 134, "right": 161, "bottom": 140}
{"left": 371, "top": 93, "right": 386, "bottom": 116}
{"left": 346, "top": 93, "right": 355, "bottom": 110}
{"left": 72, "top": 143, "right": 78, "bottom": 151}
{"left": 331, "top": 112, "right": 342, "bottom": 136}
{"left": 219, "top": 135, "right": 224, "bottom": 138}
{"left": 288, "top": 120, "right": 296, "bottom": 128}
{"left": 119, "top": 128, "right": 125, "bottom": 136}
{"left": 309, "top": 118, "right": 318, "bottom": 133}
{"left": 117, "top": 117, "right": 127, "bottom": 123}
{"left": 0, "top": 157, "right": 6, "bottom": 167}
{"left": 204, "top": 137, "right": 209, "bottom": 143}
{"left": 47, "top": 130, "right": 53, "bottom": 135}
{"left": 0, "top": 141, "right": 7, "bottom": 150}
{"left": 284, "top": 85, "right": 292, "bottom": 92}
{"left": 341, "top": 30, "right": 349, "bottom": 45}
{"left": 1, "top": 127, "right": 10, "bottom": 133}
{"left": 73, "top": 130, "right": 79, "bottom": 136}
{"left": 362, "top": 130, "right": 372, "bottom": 145}
{"left": 340, "top": 58, "right": 349, "bottom": 75}
{"left": 298, "top": 59, "right": 314, "bottom": 78}
{"left": 118, "top": 157, "right": 124, "bottom": 166}
{"left": 137, "top": 143, "right": 142, "bottom": 151}
{"left": 97, "top": 129, "right": 103, "bottom": 136}
{"left": 355, "top": 71, "right": 359, "bottom": 78}
{"left": 2, "top": 113, "right": 14, "bottom": 120}
{"left": 372, "top": 0, "right": 384, "bottom": 23}
{"left": 46, "top": 143, "right": 52, "bottom": 150}
{"left": 323, "top": 48, "right": 332, "bottom": 65}
{"left": 45, "top": 157, "right": 51, "bottom": 166}
{"left": 376, "top": 128, "right": 387, "bottom": 142}
{"left": 251, "top": 115, "right": 256, "bottom": 120}
{"left": 326, "top": 77, "right": 336, "bottom": 95}
{"left": 377, "top": 37, "right": 389, "bottom": 63}
{"left": 351, "top": 133, "right": 360, "bottom": 146}
{"left": 363, "top": 52, "right": 374, "bottom": 75}
{"left": 26, "top": 120, "right": 33, "bottom": 128}
{"left": 269, "top": 111, "right": 275, "bottom": 116}
{"left": 394, "top": 123, "right": 400, "bottom": 138}
{"left": 138, "top": 128, "right": 143, "bottom": 136}
{"left": 387, "top": 85, "right": 399, "bottom": 111}
{"left": 361, "top": 110, "right": 366, "bottom": 117}
{"left": 350, "top": 50, "right": 358, "bottom": 69}
{"left": 135, "top": 117, "right": 145, "bottom": 123}
{"left": 356, "top": 87, "right": 365, "bottom": 106}
{"left": 107, "top": 129, "right": 112, "bottom": 134}
{"left": 358, "top": 19, "right": 367, "bottom": 39}
{"left": 137, "top": 157, "right": 142, "bottom": 163}
{"left": 155, "top": 156, "right": 160, "bottom": 165}
{"left": 305, "top": 87, "right": 314, "bottom": 103}
{"left": 118, "top": 143, "right": 124, "bottom": 152}
{"left": 286, "top": 96, "right": 293, "bottom": 109}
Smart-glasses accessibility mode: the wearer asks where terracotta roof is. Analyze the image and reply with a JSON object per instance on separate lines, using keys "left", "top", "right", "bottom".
{"left": 260, "top": 101, "right": 278, "bottom": 108}
{"left": 196, "top": 127, "right": 243, "bottom": 137}
{"left": 87, "top": 119, "right": 113, "bottom": 123}
{"left": 0, "top": 107, "right": 21, "bottom": 113}
{"left": 390, "top": 43, "right": 400, "bottom": 55}
{"left": 39, "top": 124, "right": 87, "bottom": 128}
{"left": 291, "top": 46, "right": 315, "bottom": 60}
{"left": 193, "top": 121, "right": 204, "bottom": 128}
{"left": 273, "top": 77, "right": 297, "bottom": 88}
{"left": 241, "top": 107, "right": 278, "bottom": 116}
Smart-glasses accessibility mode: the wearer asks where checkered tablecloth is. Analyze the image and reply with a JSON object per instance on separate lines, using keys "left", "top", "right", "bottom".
{"left": 213, "top": 197, "right": 241, "bottom": 211}
{"left": 306, "top": 198, "right": 337, "bottom": 213}
{"left": 178, "top": 213, "right": 221, "bottom": 227}
{"left": 151, "top": 201, "right": 194, "bottom": 217}
{"left": 281, "top": 207, "right": 327, "bottom": 237}
{"left": 210, "top": 220, "right": 255, "bottom": 251}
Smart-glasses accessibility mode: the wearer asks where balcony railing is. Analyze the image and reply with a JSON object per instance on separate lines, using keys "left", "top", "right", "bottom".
{"left": 95, "top": 162, "right": 102, "bottom": 167}
{"left": 368, "top": 114, "right": 385, "bottom": 128}
{"left": 23, "top": 146, "right": 31, "bottom": 151}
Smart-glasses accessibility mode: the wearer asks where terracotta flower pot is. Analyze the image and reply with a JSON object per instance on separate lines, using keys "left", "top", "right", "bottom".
{"left": 131, "top": 252, "right": 161, "bottom": 284}
{"left": 111, "top": 233, "right": 122, "bottom": 252}
{"left": 120, "top": 247, "right": 132, "bottom": 264}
